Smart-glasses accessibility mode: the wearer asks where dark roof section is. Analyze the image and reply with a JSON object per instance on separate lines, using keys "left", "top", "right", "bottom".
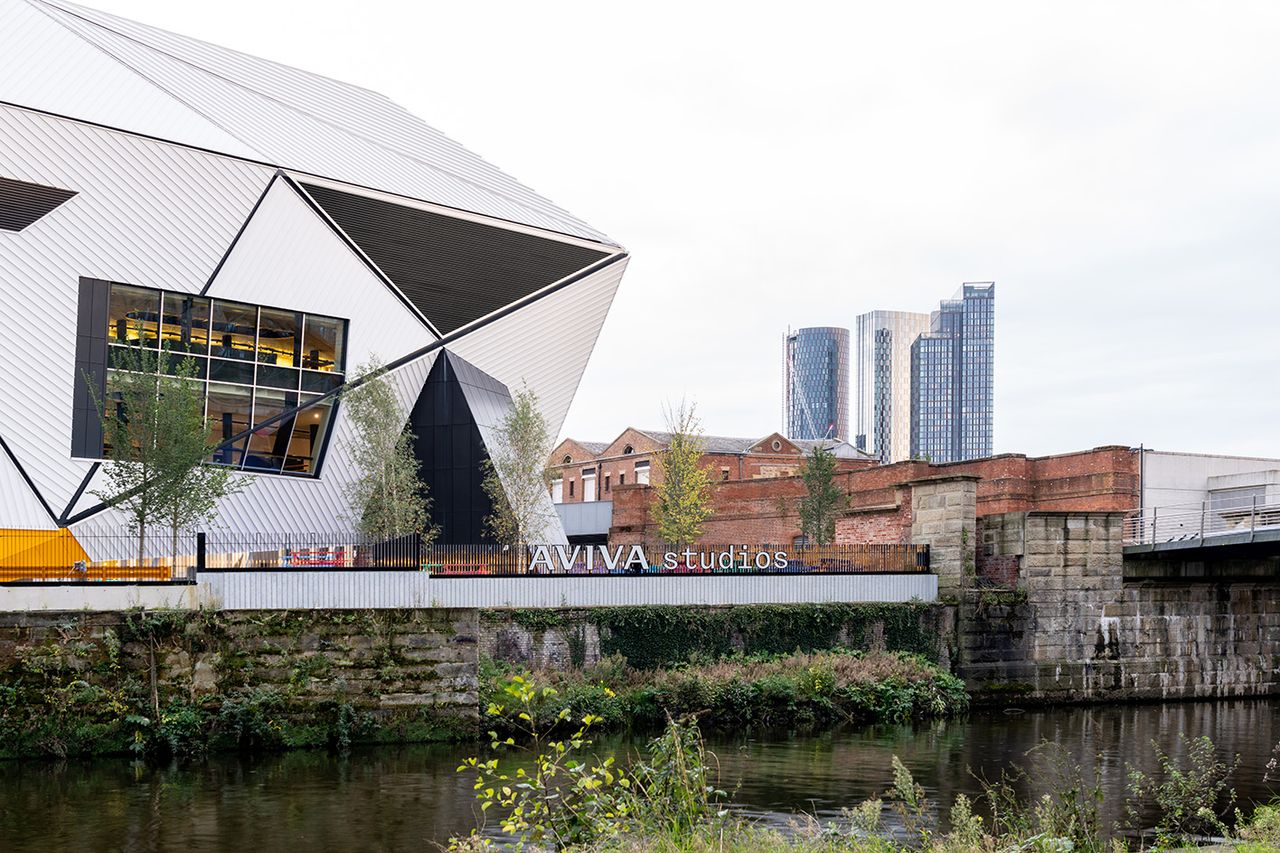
{"left": 301, "top": 182, "right": 609, "bottom": 335}
{"left": 0, "top": 176, "right": 76, "bottom": 231}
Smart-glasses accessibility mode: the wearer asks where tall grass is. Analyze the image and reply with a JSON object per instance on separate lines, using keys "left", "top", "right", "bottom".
{"left": 455, "top": 673, "right": 1278, "bottom": 852}
{"left": 480, "top": 650, "right": 968, "bottom": 736}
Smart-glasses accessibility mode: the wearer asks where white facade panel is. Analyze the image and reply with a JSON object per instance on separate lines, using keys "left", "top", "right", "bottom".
{"left": 204, "top": 177, "right": 434, "bottom": 363}
{"left": 0, "top": 0, "right": 263, "bottom": 161}
{"left": 29, "top": 0, "right": 613, "bottom": 244}
{"left": 0, "top": 449, "right": 55, "bottom": 529}
{"left": 0, "top": 106, "right": 273, "bottom": 518}
{"left": 450, "top": 260, "right": 628, "bottom": 441}
{"left": 1141, "top": 450, "right": 1280, "bottom": 509}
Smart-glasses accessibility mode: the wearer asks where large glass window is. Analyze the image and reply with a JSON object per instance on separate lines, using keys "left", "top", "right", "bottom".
{"left": 106, "top": 284, "right": 161, "bottom": 347}
{"left": 285, "top": 394, "right": 334, "bottom": 474}
{"left": 160, "top": 293, "right": 211, "bottom": 356}
{"left": 301, "top": 314, "right": 344, "bottom": 372}
{"left": 258, "top": 308, "right": 301, "bottom": 367}
{"left": 210, "top": 300, "right": 258, "bottom": 362}
{"left": 206, "top": 383, "right": 252, "bottom": 467}
{"left": 89, "top": 282, "right": 349, "bottom": 478}
{"left": 245, "top": 389, "right": 295, "bottom": 473}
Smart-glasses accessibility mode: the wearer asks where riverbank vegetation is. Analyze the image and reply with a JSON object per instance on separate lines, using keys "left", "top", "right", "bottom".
{"left": 456, "top": 674, "right": 1280, "bottom": 852}
{"left": 480, "top": 649, "right": 968, "bottom": 735}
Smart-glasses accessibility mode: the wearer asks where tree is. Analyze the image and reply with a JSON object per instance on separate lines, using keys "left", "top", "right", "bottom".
{"left": 482, "top": 384, "right": 557, "bottom": 548}
{"left": 342, "top": 355, "right": 435, "bottom": 541}
{"left": 652, "top": 400, "right": 714, "bottom": 548}
{"left": 797, "top": 443, "right": 848, "bottom": 546}
{"left": 92, "top": 338, "right": 247, "bottom": 566}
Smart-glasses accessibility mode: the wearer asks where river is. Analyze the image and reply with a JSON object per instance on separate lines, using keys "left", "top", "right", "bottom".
{"left": 1, "top": 699, "right": 1276, "bottom": 851}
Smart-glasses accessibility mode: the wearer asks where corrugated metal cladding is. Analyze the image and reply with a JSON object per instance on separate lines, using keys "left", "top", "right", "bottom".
{"left": 300, "top": 182, "right": 609, "bottom": 335}
{"left": 0, "top": 0, "right": 263, "bottom": 160}
{"left": 0, "top": 443, "right": 54, "bottom": 528}
{"left": 0, "top": 175, "right": 76, "bottom": 231}
{"left": 201, "top": 572, "right": 939, "bottom": 610}
{"left": 451, "top": 259, "right": 629, "bottom": 441}
{"left": 12, "top": 0, "right": 616, "bottom": 244}
{"left": 205, "top": 176, "right": 433, "bottom": 361}
{"left": 0, "top": 105, "right": 273, "bottom": 515}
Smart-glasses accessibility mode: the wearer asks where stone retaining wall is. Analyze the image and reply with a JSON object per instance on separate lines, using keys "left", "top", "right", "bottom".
{"left": 960, "top": 512, "right": 1280, "bottom": 702}
{"left": 0, "top": 608, "right": 479, "bottom": 755}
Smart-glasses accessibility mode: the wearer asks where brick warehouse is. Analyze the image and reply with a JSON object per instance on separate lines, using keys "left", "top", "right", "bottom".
{"left": 608, "top": 445, "right": 1140, "bottom": 578}
{"left": 548, "top": 428, "right": 875, "bottom": 504}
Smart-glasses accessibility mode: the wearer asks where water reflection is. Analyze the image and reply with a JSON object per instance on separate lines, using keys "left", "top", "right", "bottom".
{"left": 0, "top": 700, "right": 1276, "bottom": 852}
{"left": 712, "top": 699, "right": 1280, "bottom": 834}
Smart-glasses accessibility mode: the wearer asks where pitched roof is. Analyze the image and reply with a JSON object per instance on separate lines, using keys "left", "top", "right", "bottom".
{"left": 633, "top": 430, "right": 872, "bottom": 459}
{"left": 0, "top": 0, "right": 614, "bottom": 244}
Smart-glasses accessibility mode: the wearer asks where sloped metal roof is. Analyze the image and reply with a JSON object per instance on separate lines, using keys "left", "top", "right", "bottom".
{"left": 3, "top": 0, "right": 615, "bottom": 244}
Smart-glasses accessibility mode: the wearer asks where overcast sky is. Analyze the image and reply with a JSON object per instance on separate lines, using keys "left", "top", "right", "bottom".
{"left": 96, "top": 0, "right": 1280, "bottom": 457}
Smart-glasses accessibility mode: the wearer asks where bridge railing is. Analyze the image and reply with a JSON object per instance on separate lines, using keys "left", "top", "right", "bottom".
{"left": 1124, "top": 495, "right": 1280, "bottom": 545}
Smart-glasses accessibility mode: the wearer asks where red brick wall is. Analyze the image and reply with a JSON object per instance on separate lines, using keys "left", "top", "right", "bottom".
{"left": 835, "top": 497, "right": 913, "bottom": 544}
{"left": 609, "top": 445, "right": 1140, "bottom": 546}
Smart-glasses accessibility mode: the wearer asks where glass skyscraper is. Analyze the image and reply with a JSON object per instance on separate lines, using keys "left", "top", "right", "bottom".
{"left": 854, "top": 310, "right": 931, "bottom": 463}
{"left": 784, "top": 327, "right": 850, "bottom": 441}
{"left": 910, "top": 283, "right": 995, "bottom": 463}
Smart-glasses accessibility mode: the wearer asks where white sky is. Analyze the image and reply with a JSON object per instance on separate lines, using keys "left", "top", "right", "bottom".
{"left": 93, "top": 0, "right": 1280, "bottom": 458}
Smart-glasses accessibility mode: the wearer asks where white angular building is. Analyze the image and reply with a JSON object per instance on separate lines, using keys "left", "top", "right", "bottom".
{"left": 0, "top": 0, "right": 627, "bottom": 548}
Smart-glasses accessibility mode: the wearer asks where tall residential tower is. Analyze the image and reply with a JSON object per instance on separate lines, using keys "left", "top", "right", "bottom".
{"left": 854, "top": 310, "right": 930, "bottom": 463}
{"left": 910, "top": 283, "right": 995, "bottom": 463}
{"left": 784, "top": 327, "right": 850, "bottom": 441}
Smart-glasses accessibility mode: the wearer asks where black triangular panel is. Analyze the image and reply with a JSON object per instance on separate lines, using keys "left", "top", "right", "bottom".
{"left": 410, "top": 351, "right": 510, "bottom": 544}
{"left": 302, "top": 182, "right": 608, "bottom": 335}
{"left": 0, "top": 176, "right": 77, "bottom": 232}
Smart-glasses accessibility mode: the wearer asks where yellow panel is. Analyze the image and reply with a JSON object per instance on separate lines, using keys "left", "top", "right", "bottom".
{"left": 0, "top": 528, "right": 89, "bottom": 568}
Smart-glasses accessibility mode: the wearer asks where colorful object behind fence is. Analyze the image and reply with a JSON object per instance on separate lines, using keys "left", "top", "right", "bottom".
{"left": 0, "top": 528, "right": 88, "bottom": 569}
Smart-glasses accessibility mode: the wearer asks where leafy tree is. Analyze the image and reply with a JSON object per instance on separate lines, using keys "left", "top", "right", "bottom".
{"left": 483, "top": 384, "right": 557, "bottom": 547}
{"left": 92, "top": 338, "right": 247, "bottom": 566}
{"left": 797, "top": 443, "right": 848, "bottom": 545}
{"left": 342, "top": 355, "right": 435, "bottom": 541}
{"left": 652, "top": 400, "right": 713, "bottom": 548}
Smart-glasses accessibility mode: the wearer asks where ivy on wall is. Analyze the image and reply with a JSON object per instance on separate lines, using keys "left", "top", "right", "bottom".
{"left": 583, "top": 604, "right": 941, "bottom": 670}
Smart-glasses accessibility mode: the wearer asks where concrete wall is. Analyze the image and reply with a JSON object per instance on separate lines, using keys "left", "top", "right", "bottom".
{"left": 1142, "top": 449, "right": 1280, "bottom": 508}
{"left": 0, "top": 583, "right": 203, "bottom": 612}
{"left": 199, "top": 571, "right": 937, "bottom": 610}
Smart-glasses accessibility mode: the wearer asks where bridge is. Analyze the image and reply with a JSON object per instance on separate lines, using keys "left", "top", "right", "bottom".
{"left": 1122, "top": 495, "right": 1280, "bottom": 580}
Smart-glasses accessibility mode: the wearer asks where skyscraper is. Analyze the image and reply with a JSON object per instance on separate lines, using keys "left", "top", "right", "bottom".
{"left": 910, "top": 283, "right": 995, "bottom": 463}
{"left": 784, "top": 327, "right": 850, "bottom": 441}
{"left": 854, "top": 310, "right": 931, "bottom": 463}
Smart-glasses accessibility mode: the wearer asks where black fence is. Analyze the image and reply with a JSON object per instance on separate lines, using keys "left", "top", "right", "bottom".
{"left": 0, "top": 530, "right": 930, "bottom": 584}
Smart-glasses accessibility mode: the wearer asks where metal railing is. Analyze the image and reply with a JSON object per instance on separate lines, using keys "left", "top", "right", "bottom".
{"left": 1, "top": 529, "right": 930, "bottom": 584}
{"left": 1124, "top": 495, "right": 1280, "bottom": 545}
{"left": 0, "top": 530, "right": 197, "bottom": 584}
{"left": 201, "top": 540, "right": 929, "bottom": 576}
